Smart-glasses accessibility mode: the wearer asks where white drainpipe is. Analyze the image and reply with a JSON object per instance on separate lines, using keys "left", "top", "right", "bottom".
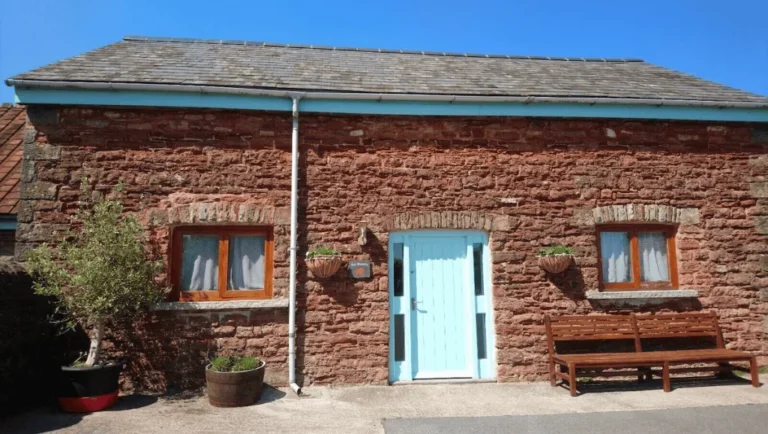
{"left": 288, "top": 95, "right": 302, "bottom": 395}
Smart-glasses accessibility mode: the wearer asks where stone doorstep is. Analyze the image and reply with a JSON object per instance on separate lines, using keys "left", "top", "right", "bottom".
{"left": 152, "top": 298, "right": 290, "bottom": 311}
{"left": 586, "top": 289, "right": 699, "bottom": 300}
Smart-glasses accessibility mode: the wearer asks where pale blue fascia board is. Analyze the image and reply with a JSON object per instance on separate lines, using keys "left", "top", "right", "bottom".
{"left": 303, "top": 99, "right": 768, "bottom": 122}
{"left": 16, "top": 88, "right": 292, "bottom": 112}
{"left": 14, "top": 88, "right": 768, "bottom": 122}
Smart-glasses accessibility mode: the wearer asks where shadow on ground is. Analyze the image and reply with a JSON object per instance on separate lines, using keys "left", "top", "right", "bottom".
{"left": 0, "top": 409, "right": 83, "bottom": 434}
{"left": 560, "top": 374, "right": 758, "bottom": 396}
{"left": 259, "top": 385, "right": 288, "bottom": 404}
{"left": 0, "top": 395, "right": 159, "bottom": 434}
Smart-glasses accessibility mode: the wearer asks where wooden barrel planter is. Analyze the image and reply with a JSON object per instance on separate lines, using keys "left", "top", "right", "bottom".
{"left": 206, "top": 362, "right": 266, "bottom": 408}
{"left": 538, "top": 255, "right": 573, "bottom": 274}
{"left": 306, "top": 255, "right": 344, "bottom": 279}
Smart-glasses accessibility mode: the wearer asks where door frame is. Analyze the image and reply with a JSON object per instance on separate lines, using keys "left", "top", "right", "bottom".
{"left": 388, "top": 230, "right": 496, "bottom": 383}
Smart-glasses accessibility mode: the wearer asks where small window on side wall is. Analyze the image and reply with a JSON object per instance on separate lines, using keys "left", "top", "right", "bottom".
{"left": 597, "top": 225, "right": 678, "bottom": 291}
{"left": 171, "top": 226, "right": 274, "bottom": 301}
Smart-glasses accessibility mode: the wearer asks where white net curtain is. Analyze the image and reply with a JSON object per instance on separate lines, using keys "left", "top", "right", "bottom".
{"left": 600, "top": 231, "right": 669, "bottom": 284}
{"left": 228, "top": 235, "right": 266, "bottom": 290}
{"left": 180, "top": 234, "right": 265, "bottom": 291}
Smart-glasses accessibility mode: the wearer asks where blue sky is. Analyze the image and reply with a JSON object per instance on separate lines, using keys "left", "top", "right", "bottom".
{"left": 1, "top": 0, "right": 766, "bottom": 102}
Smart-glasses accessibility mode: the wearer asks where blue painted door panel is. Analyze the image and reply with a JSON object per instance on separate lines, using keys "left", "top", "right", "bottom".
{"left": 388, "top": 231, "right": 495, "bottom": 383}
{"left": 410, "top": 235, "right": 471, "bottom": 379}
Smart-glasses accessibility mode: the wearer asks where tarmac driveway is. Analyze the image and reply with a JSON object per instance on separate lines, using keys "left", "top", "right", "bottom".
{"left": 383, "top": 404, "right": 768, "bottom": 434}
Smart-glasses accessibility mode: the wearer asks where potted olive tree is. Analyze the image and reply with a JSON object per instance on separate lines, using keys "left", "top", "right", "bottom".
{"left": 306, "top": 247, "right": 343, "bottom": 279}
{"left": 25, "top": 182, "right": 165, "bottom": 412}
{"left": 205, "top": 355, "right": 265, "bottom": 407}
{"left": 537, "top": 245, "right": 575, "bottom": 274}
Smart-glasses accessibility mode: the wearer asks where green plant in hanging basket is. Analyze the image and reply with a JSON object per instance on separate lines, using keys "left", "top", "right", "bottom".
{"left": 536, "top": 245, "right": 574, "bottom": 257}
{"left": 306, "top": 246, "right": 339, "bottom": 259}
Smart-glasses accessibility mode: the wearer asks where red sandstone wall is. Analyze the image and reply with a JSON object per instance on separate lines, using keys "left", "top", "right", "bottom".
{"left": 17, "top": 106, "right": 768, "bottom": 391}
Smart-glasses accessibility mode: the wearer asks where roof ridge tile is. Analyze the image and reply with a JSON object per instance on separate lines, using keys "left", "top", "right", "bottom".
{"left": 121, "top": 35, "right": 643, "bottom": 63}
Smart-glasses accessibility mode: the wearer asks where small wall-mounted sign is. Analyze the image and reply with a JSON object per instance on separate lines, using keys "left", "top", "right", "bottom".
{"left": 349, "top": 260, "right": 372, "bottom": 279}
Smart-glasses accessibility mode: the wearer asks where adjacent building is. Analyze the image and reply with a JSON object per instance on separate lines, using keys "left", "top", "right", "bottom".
{"left": 0, "top": 104, "right": 24, "bottom": 256}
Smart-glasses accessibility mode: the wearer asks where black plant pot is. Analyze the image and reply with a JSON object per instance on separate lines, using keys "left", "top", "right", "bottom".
{"left": 58, "top": 362, "right": 123, "bottom": 412}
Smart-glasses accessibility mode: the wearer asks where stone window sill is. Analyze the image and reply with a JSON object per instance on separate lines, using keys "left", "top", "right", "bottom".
{"left": 586, "top": 289, "right": 699, "bottom": 300}
{"left": 152, "top": 298, "right": 289, "bottom": 311}
{"left": 587, "top": 289, "right": 699, "bottom": 300}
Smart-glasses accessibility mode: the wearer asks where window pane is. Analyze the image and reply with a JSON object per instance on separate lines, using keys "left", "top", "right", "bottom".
{"left": 0, "top": 231, "right": 15, "bottom": 257}
{"left": 639, "top": 232, "right": 670, "bottom": 282}
{"left": 473, "top": 243, "right": 484, "bottom": 296}
{"left": 600, "top": 232, "right": 632, "bottom": 283}
{"left": 476, "top": 313, "right": 487, "bottom": 360}
{"left": 394, "top": 314, "right": 405, "bottom": 362}
{"left": 228, "top": 235, "right": 266, "bottom": 290}
{"left": 393, "top": 242, "right": 404, "bottom": 297}
{"left": 180, "top": 235, "right": 219, "bottom": 291}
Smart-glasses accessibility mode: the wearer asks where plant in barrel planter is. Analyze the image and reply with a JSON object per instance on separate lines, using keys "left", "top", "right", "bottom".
{"left": 306, "top": 247, "right": 344, "bottom": 279}
{"left": 537, "top": 245, "right": 575, "bottom": 274}
{"left": 25, "top": 182, "right": 165, "bottom": 413}
{"left": 206, "top": 355, "right": 266, "bottom": 407}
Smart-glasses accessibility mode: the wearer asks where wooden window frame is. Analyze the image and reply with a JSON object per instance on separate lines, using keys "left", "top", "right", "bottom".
{"left": 596, "top": 224, "right": 679, "bottom": 291}
{"left": 170, "top": 226, "right": 274, "bottom": 301}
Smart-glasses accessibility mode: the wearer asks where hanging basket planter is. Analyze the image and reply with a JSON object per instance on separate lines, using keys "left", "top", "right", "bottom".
{"left": 306, "top": 247, "right": 344, "bottom": 279}
{"left": 537, "top": 245, "right": 575, "bottom": 274}
{"left": 538, "top": 255, "right": 574, "bottom": 274}
{"left": 307, "top": 255, "right": 344, "bottom": 279}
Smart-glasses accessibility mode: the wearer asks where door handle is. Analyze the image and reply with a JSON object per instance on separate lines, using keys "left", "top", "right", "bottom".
{"left": 411, "top": 298, "right": 422, "bottom": 310}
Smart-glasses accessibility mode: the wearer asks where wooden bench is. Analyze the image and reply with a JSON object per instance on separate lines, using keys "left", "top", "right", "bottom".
{"left": 545, "top": 312, "right": 760, "bottom": 396}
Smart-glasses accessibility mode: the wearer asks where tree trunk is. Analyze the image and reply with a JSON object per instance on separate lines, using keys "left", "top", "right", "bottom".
{"left": 85, "top": 319, "right": 105, "bottom": 366}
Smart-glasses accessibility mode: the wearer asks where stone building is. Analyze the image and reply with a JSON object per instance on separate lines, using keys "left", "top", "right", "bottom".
{"left": 5, "top": 37, "right": 768, "bottom": 392}
{"left": 0, "top": 104, "right": 24, "bottom": 256}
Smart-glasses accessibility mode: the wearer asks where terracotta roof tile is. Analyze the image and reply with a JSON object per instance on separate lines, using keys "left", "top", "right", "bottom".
{"left": 0, "top": 104, "right": 25, "bottom": 216}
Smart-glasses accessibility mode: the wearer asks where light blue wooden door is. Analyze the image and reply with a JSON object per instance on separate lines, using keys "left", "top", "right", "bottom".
{"left": 389, "top": 231, "right": 495, "bottom": 383}
{"left": 410, "top": 235, "right": 471, "bottom": 379}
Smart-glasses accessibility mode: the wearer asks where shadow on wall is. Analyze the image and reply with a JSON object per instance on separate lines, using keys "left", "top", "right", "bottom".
{"left": 545, "top": 265, "right": 587, "bottom": 301}
{"left": 0, "top": 258, "right": 90, "bottom": 417}
{"left": 295, "top": 146, "right": 309, "bottom": 386}
{"left": 107, "top": 311, "right": 216, "bottom": 394}
{"left": 587, "top": 298, "right": 703, "bottom": 313}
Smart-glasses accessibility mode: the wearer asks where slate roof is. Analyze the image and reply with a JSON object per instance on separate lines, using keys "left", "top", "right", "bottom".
{"left": 8, "top": 36, "right": 768, "bottom": 104}
{"left": 0, "top": 104, "right": 25, "bottom": 215}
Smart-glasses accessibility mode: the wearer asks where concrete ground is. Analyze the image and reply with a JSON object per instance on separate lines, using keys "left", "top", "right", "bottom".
{"left": 2, "top": 375, "right": 767, "bottom": 434}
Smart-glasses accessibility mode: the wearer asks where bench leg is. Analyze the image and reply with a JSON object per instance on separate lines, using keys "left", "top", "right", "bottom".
{"left": 663, "top": 362, "right": 671, "bottom": 393}
{"left": 549, "top": 358, "right": 556, "bottom": 386}
{"left": 568, "top": 363, "right": 577, "bottom": 397}
{"left": 750, "top": 357, "right": 760, "bottom": 388}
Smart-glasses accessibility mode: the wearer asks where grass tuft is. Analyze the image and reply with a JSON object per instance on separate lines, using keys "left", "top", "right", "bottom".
{"left": 210, "top": 355, "right": 261, "bottom": 372}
